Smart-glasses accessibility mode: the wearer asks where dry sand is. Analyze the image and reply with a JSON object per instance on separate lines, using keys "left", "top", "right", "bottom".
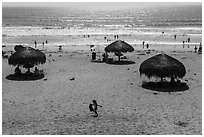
{"left": 2, "top": 43, "right": 202, "bottom": 134}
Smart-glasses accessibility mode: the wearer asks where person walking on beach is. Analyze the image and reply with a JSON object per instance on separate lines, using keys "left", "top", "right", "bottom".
{"left": 183, "top": 41, "right": 185, "bottom": 48}
{"left": 114, "top": 35, "right": 116, "bottom": 40}
{"left": 42, "top": 42, "right": 44, "bottom": 49}
{"left": 45, "top": 40, "right": 48, "bottom": 44}
{"left": 198, "top": 43, "right": 202, "bottom": 53}
{"left": 34, "top": 41, "right": 37, "bottom": 48}
{"left": 188, "top": 38, "right": 190, "bottom": 43}
{"left": 146, "top": 43, "right": 149, "bottom": 49}
{"left": 194, "top": 45, "right": 198, "bottom": 53}
{"left": 89, "top": 100, "right": 102, "bottom": 117}
{"left": 174, "top": 34, "right": 177, "bottom": 40}
{"left": 142, "top": 41, "right": 145, "bottom": 48}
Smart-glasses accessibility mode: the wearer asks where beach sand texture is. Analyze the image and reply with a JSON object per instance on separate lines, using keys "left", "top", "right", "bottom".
{"left": 2, "top": 43, "right": 202, "bottom": 134}
{"left": 2, "top": 4, "right": 202, "bottom": 135}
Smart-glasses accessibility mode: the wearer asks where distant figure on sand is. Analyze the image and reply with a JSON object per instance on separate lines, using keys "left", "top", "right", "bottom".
{"left": 198, "top": 43, "right": 202, "bottom": 53}
{"left": 90, "top": 45, "right": 94, "bottom": 52}
{"left": 188, "top": 38, "right": 190, "bottom": 42}
{"left": 89, "top": 100, "right": 102, "bottom": 117}
{"left": 183, "top": 41, "right": 185, "bottom": 48}
{"left": 45, "top": 40, "right": 48, "bottom": 44}
{"left": 34, "top": 67, "right": 40, "bottom": 75}
{"left": 194, "top": 45, "right": 198, "bottom": 53}
{"left": 174, "top": 34, "right": 177, "bottom": 40}
{"left": 34, "top": 41, "right": 37, "bottom": 48}
{"left": 142, "top": 41, "right": 145, "bottom": 48}
{"left": 92, "top": 51, "right": 96, "bottom": 60}
{"left": 14, "top": 65, "right": 21, "bottom": 75}
{"left": 42, "top": 42, "right": 44, "bottom": 48}
{"left": 59, "top": 45, "right": 62, "bottom": 52}
{"left": 102, "top": 52, "right": 108, "bottom": 62}
{"left": 146, "top": 43, "right": 149, "bottom": 49}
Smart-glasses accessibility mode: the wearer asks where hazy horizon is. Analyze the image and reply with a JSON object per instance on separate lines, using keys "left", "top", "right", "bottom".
{"left": 2, "top": 2, "right": 201, "bottom": 10}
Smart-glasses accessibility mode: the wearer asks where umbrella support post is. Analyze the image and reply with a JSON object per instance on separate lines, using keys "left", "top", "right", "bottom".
{"left": 161, "top": 77, "right": 163, "bottom": 82}
{"left": 27, "top": 68, "right": 30, "bottom": 73}
{"left": 118, "top": 55, "right": 120, "bottom": 61}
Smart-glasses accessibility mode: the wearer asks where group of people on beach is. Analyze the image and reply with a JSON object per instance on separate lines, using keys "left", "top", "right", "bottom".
{"left": 14, "top": 66, "right": 41, "bottom": 76}
{"left": 34, "top": 40, "right": 48, "bottom": 48}
{"left": 142, "top": 41, "right": 150, "bottom": 49}
{"left": 104, "top": 34, "right": 119, "bottom": 42}
{"left": 194, "top": 43, "right": 202, "bottom": 53}
{"left": 90, "top": 45, "right": 109, "bottom": 62}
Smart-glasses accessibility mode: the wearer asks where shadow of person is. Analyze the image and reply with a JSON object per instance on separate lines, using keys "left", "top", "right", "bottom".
{"left": 6, "top": 73, "right": 44, "bottom": 81}
{"left": 141, "top": 81, "right": 189, "bottom": 92}
{"left": 106, "top": 60, "right": 135, "bottom": 65}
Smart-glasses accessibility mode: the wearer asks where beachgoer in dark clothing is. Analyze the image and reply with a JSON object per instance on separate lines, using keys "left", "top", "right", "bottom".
{"left": 45, "top": 40, "right": 48, "bottom": 44}
{"left": 42, "top": 42, "right": 44, "bottom": 48}
{"left": 174, "top": 35, "right": 177, "bottom": 40}
{"left": 102, "top": 52, "right": 108, "bottom": 62}
{"left": 188, "top": 38, "right": 190, "bottom": 42}
{"left": 34, "top": 67, "right": 40, "bottom": 75}
{"left": 59, "top": 45, "right": 62, "bottom": 52}
{"left": 194, "top": 45, "right": 198, "bottom": 53}
{"left": 89, "top": 100, "right": 102, "bottom": 117}
{"left": 92, "top": 52, "right": 96, "bottom": 60}
{"left": 146, "top": 44, "right": 149, "bottom": 49}
{"left": 34, "top": 67, "right": 39, "bottom": 72}
{"left": 34, "top": 41, "right": 37, "bottom": 48}
{"left": 198, "top": 43, "right": 202, "bottom": 53}
{"left": 183, "top": 41, "right": 185, "bottom": 48}
{"left": 15, "top": 65, "right": 21, "bottom": 75}
{"left": 142, "top": 41, "right": 145, "bottom": 48}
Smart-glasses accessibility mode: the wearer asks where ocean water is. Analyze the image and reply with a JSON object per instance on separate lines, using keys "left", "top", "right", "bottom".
{"left": 2, "top": 5, "right": 202, "bottom": 28}
{"left": 2, "top": 5, "right": 202, "bottom": 50}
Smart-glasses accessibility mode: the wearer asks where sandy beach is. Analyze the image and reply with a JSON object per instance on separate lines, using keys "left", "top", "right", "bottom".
{"left": 2, "top": 34, "right": 202, "bottom": 134}
{"left": 2, "top": 3, "right": 202, "bottom": 135}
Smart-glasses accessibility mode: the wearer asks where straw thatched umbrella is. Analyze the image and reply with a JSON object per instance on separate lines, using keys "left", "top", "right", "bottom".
{"left": 8, "top": 46, "right": 46, "bottom": 72}
{"left": 105, "top": 40, "right": 134, "bottom": 61}
{"left": 139, "top": 53, "right": 186, "bottom": 82}
{"left": 14, "top": 45, "right": 25, "bottom": 52}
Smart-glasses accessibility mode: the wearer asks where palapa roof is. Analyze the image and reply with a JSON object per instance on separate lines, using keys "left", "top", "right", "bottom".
{"left": 8, "top": 46, "right": 46, "bottom": 67}
{"left": 105, "top": 40, "right": 134, "bottom": 53}
{"left": 14, "top": 45, "right": 25, "bottom": 51}
{"left": 139, "top": 53, "right": 186, "bottom": 78}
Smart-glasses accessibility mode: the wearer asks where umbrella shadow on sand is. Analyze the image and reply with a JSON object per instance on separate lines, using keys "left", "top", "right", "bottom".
{"left": 6, "top": 73, "right": 44, "bottom": 81}
{"left": 141, "top": 81, "right": 189, "bottom": 92}
{"left": 106, "top": 60, "right": 135, "bottom": 65}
